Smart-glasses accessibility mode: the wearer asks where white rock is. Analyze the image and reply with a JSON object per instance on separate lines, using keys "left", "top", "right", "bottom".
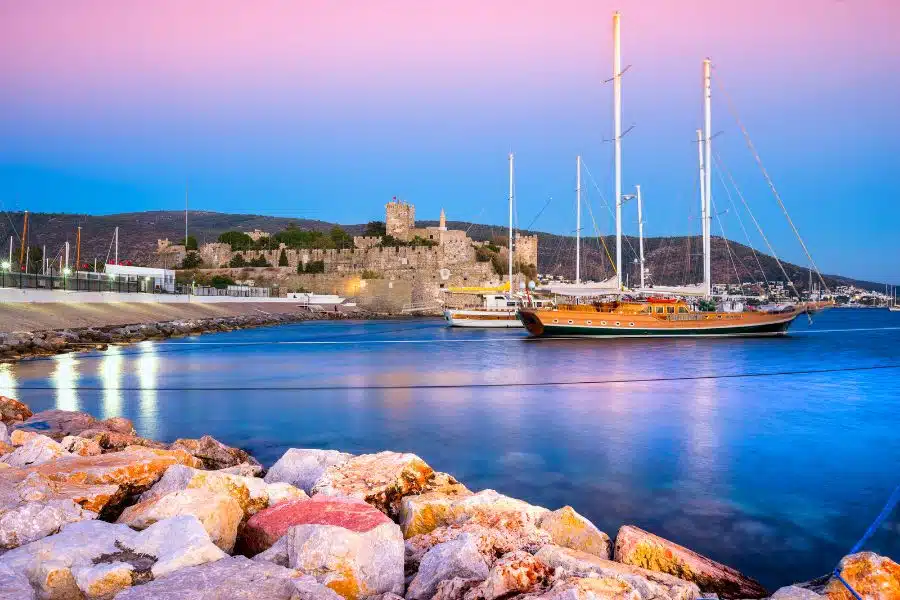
{"left": 770, "top": 585, "right": 824, "bottom": 600}
{"left": 287, "top": 520, "right": 405, "bottom": 599}
{"left": 0, "top": 497, "right": 97, "bottom": 550}
{"left": 113, "top": 556, "right": 303, "bottom": 600}
{"left": 117, "top": 488, "right": 244, "bottom": 552}
{"left": 266, "top": 481, "right": 309, "bottom": 506}
{"left": 0, "top": 423, "right": 9, "bottom": 446}
{"left": 1, "top": 434, "right": 69, "bottom": 468}
{"left": 0, "top": 515, "right": 225, "bottom": 598}
{"left": 407, "top": 533, "right": 490, "bottom": 600}
{"left": 129, "top": 515, "right": 227, "bottom": 579}
{"left": 264, "top": 448, "right": 352, "bottom": 494}
{"left": 141, "top": 464, "right": 283, "bottom": 517}
{"left": 0, "top": 561, "right": 35, "bottom": 600}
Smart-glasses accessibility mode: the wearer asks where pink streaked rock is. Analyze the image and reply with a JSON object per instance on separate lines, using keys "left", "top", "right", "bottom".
{"left": 242, "top": 496, "right": 390, "bottom": 555}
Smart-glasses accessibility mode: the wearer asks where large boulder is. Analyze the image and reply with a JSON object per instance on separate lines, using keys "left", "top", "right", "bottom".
{"left": 0, "top": 422, "right": 9, "bottom": 445}
{"left": 10, "top": 409, "right": 119, "bottom": 440}
{"left": 285, "top": 496, "right": 405, "bottom": 599}
{"left": 468, "top": 550, "right": 552, "bottom": 600}
{"left": 112, "top": 556, "right": 318, "bottom": 600}
{"left": 824, "top": 552, "right": 900, "bottom": 600}
{"left": 772, "top": 586, "right": 825, "bottom": 600}
{"left": 614, "top": 525, "right": 767, "bottom": 599}
{"left": 23, "top": 446, "right": 201, "bottom": 496}
{"left": 60, "top": 435, "right": 103, "bottom": 457}
{"left": 169, "top": 435, "right": 262, "bottom": 471}
{"left": 406, "top": 533, "right": 490, "bottom": 600}
{"left": 242, "top": 498, "right": 314, "bottom": 555}
{"left": 529, "top": 576, "right": 646, "bottom": 600}
{"left": 535, "top": 544, "right": 701, "bottom": 600}
{"left": 140, "top": 464, "right": 306, "bottom": 519}
{"left": 539, "top": 506, "right": 611, "bottom": 560}
{"left": 311, "top": 451, "right": 434, "bottom": 518}
{"left": 0, "top": 396, "right": 32, "bottom": 425}
{"left": 117, "top": 488, "right": 244, "bottom": 552}
{"left": 265, "top": 448, "right": 352, "bottom": 495}
{"left": 0, "top": 433, "right": 70, "bottom": 468}
{"left": 0, "top": 471, "right": 100, "bottom": 549}
{"left": 0, "top": 516, "right": 225, "bottom": 599}
{"left": 0, "top": 562, "right": 35, "bottom": 600}
{"left": 399, "top": 473, "right": 472, "bottom": 538}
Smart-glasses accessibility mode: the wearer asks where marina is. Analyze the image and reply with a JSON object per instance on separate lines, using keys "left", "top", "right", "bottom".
{"left": 2, "top": 309, "right": 898, "bottom": 589}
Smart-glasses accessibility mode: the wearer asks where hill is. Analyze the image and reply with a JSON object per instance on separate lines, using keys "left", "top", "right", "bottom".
{"left": 0, "top": 210, "right": 884, "bottom": 292}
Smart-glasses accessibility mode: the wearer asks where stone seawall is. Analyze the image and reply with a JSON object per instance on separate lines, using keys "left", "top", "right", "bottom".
{"left": 0, "top": 398, "right": 895, "bottom": 600}
{"left": 0, "top": 303, "right": 362, "bottom": 362}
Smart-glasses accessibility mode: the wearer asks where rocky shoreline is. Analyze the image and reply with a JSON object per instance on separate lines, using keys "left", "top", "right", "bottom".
{"left": 0, "top": 397, "right": 896, "bottom": 600}
{"left": 0, "top": 310, "right": 360, "bottom": 362}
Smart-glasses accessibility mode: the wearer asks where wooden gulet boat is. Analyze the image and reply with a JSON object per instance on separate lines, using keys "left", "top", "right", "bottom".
{"left": 519, "top": 298, "right": 804, "bottom": 338}
{"left": 519, "top": 12, "right": 811, "bottom": 339}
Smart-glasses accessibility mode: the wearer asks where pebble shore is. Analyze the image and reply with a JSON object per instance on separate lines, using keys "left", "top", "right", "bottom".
{"left": 0, "top": 397, "right": 896, "bottom": 600}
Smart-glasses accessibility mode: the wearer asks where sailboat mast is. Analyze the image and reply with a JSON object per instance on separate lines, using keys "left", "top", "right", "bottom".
{"left": 508, "top": 152, "right": 514, "bottom": 293}
{"left": 613, "top": 11, "right": 623, "bottom": 290}
{"left": 637, "top": 184, "right": 644, "bottom": 289}
{"left": 702, "top": 58, "right": 713, "bottom": 298}
{"left": 576, "top": 155, "right": 581, "bottom": 284}
{"left": 696, "top": 129, "right": 706, "bottom": 288}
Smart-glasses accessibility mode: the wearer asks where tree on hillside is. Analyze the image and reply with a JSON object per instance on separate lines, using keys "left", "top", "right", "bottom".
{"left": 229, "top": 253, "right": 247, "bottom": 268}
{"left": 180, "top": 235, "right": 198, "bottom": 250}
{"left": 278, "top": 248, "right": 288, "bottom": 266}
{"left": 330, "top": 226, "right": 352, "bottom": 249}
{"left": 181, "top": 252, "right": 202, "bottom": 269}
{"left": 364, "top": 221, "right": 386, "bottom": 237}
{"left": 218, "top": 231, "right": 252, "bottom": 251}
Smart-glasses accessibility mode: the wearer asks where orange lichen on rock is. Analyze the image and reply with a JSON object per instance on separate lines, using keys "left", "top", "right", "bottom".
{"left": 825, "top": 552, "right": 900, "bottom": 600}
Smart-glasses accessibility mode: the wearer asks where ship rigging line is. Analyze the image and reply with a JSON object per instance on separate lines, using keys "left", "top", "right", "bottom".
{"left": 713, "top": 67, "right": 830, "bottom": 294}
{"left": 582, "top": 185, "right": 617, "bottom": 275}
{"left": 14, "top": 363, "right": 900, "bottom": 392}
{"left": 580, "top": 160, "right": 640, "bottom": 262}
{"left": 713, "top": 152, "right": 800, "bottom": 299}
{"left": 713, "top": 155, "right": 769, "bottom": 286}
{"left": 710, "top": 195, "right": 743, "bottom": 286}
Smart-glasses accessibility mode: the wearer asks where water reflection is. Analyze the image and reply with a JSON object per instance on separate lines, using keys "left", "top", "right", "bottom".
{"left": 0, "top": 363, "right": 16, "bottom": 398}
{"left": 52, "top": 353, "right": 79, "bottom": 411}
{"left": 99, "top": 346, "right": 124, "bottom": 419}
{"left": 136, "top": 342, "right": 159, "bottom": 439}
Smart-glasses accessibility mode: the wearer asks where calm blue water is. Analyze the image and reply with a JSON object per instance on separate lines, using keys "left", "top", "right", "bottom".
{"left": 2, "top": 308, "right": 898, "bottom": 588}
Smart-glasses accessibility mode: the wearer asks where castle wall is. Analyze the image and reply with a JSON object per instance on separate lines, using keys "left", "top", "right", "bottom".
{"left": 515, "top": 233, "right": 538, "bottom": 267}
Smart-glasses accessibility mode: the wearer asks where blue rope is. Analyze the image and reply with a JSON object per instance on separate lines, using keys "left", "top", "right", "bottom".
{"left": 832, "top": 483, "right": 900, "bottom": 600}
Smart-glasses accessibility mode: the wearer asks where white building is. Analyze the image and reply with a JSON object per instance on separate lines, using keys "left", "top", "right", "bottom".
{"left": 102, "top": 264, "right": 176, "bottom": 293}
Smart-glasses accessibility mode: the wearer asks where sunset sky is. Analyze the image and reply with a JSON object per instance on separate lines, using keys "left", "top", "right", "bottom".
{"left": 0, "top": 0, "right": 897, "bottom": 281}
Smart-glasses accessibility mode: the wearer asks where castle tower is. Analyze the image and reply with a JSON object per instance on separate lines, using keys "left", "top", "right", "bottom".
{"left": 515, "top": 233, "right": 539, "bottom": 269}
{"left": 439, "top": 208, "right": 447, "bottom": 231}
{"left": 386, "top": 197, "right": 415, "bottom": 241}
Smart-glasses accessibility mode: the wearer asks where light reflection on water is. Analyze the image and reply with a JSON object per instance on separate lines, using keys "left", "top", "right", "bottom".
{"left": 4, "top": 310, "right": 899, "bottom": 588}
{"left": 0, "top": 363, "right": 16, "bottom": 398}
{"left": 51, "top": 353, "right": 79, "bottom": 412}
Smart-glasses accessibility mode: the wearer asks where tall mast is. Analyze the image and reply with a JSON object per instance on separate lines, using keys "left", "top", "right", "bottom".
{"left": 76, "top": 226, "right": 82, "bottom": 271}
{"left": 696, "top": 128, "right": 706, "bottom": 287}
{"left": 637, "top": 184, "right": 644, "bottom": 289}
{"left": 703, "top": 58, "right": 713, "bottom": 298}
{"left": 576, "top": 155, "right": 582, "bottom": 284}
{"left": 613, "top": 11, "right": 623, "bottom": 290}
{"left": 19, "top": 211, "right": 28, "bottom": 270}
{"left": 185, "top": 182, "right": 189, "bottom": 247}
{"left": 114, "top": 226, "right": 119, "bottom": 265}
{"left": 508, "top": 152, "right": 514, "bottom": 293}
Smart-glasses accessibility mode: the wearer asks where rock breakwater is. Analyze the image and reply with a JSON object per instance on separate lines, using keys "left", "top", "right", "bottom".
{"left": 0, "top": 311, "right": 353, "bottom": 362}
{"left": 0, "top": 396, "right": 897, "bottom": 600}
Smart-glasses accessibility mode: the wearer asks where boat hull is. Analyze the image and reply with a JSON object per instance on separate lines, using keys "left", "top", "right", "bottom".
{"left": 443, "top": 309, "right": 522, "bottom": 328}
{"left": 518, "top": 308, "right": 802, "bottom": 338}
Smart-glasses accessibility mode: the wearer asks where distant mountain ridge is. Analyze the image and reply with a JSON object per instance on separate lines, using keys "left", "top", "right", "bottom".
{"left": 0, "top": 210, "right": 885, "bottom": 292}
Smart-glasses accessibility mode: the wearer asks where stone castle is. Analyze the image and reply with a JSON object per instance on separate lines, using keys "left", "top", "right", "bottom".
{"left": 157, "top": 199, "right": 537, "bottom": 307}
